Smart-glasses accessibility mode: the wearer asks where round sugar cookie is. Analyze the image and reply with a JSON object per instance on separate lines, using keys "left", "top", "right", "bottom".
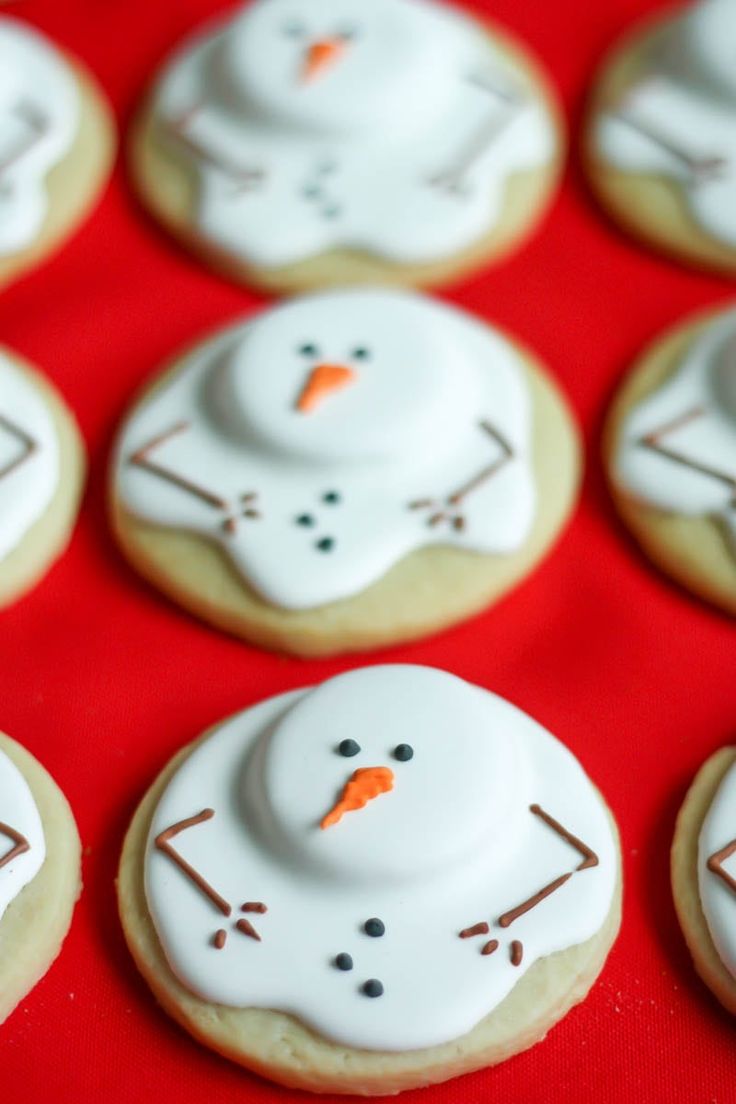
{"left": 110, "top": 288, "right": 581, "bottom": 657}
{"left": 604, "top": 303, "right": 736, "bottom": 615}
{"left": 585, "top": 0, "right": 736, "bottom": 275}
{"left": 0, "top": 731, "right": 81, "bottom": 1024}
{"left": 130, "top": 0, "right": 564, "bottom": 294}
{"left": 0, "top": 16, "right": 115, "bottom": 289}
{"left": 118, "top": 665, "right": 622, "bottom": 1095}
{"left": 0, "top": 346, "right": 85, "bottom": 608}
{"left": 672, "top": 746, "right": 736, "bottom": 1015}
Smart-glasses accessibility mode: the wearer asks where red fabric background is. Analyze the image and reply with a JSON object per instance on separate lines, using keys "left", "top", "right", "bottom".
{"left": 1, "top": 0, "right": 734, "bottom": 1100}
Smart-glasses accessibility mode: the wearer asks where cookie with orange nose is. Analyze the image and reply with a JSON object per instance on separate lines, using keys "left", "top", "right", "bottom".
{"left": 110, "top": 288, "right": 580, "bottom": 656}
{"left": 130, "top": 0, "right": 564, "bottom": 292}
{"left": 117, "top": 665, "right": 621, "bottom": 1095}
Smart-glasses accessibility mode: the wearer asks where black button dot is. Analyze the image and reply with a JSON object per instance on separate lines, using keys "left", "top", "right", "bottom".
{"left": 351, "top": 347, "right": 370, "bottom": 361}
{"left": 338, "top": 739, "right": 361, "bottom": 757}
{"left": 318, "top": 160, "right": 337, "bottom": 176}
{"left": 364, "top": 918, "right": 385, "bottom": 938}
{"left": 394, "top": 744, "right": 414, "bottom": 762}
{"left": 316, "top": 537, "right": 335, "bottom": 552}
{"left": 296, "top": 514, "right": 315, "bottom": 527}
{"left": 335, "top": 953, "right": 353, "bottom": 971}
{"left": 322, "top": 204, "right": 342, "bottom": 219}
{"left": 299, "top": 343, "right": 319, "bottom": 357}
{"left": 302, "top": 184, "right": 321, "bottom": 200}
{"left": 322, "top": 491, "right": 341, "bottom": 505}
{"left": 362, "top": 979, "right": 384, "bottom": 998}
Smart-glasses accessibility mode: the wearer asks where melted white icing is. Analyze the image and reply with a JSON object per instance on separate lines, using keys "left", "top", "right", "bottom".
{"left": 614, "top": 308, "right": 736, "bottom": 551}
{"left": 149, "top": 0, "right": 556, "bottom": 268}
{"left": 113, "top": 288, "right": 536, "bottom": 610}
{"left": 699, "top": 757, "right": 736, "bottom": 981}
{"left": 0, "top": 17, "right": 78, "bottom": 254}
{"left": 144, "top": 665, "right": 618, "bottom": 1051}
{"left": 595, "top": 0, "right": 736, "bottom": 249}
{"left": 0, "top": 351, "right": 60, "bottom": 562}
{"left": 0, "top": 745, "right": 45, "bottom": 923}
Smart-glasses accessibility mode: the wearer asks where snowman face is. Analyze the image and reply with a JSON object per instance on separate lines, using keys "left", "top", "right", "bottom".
{"left": 222, "top": 0, "right": 464, "bottom": 137}
{"left": 208, "top": 289, "right": 482, "bottom": 464}
{"left": 253, "top": 667, "right": 527, "bottom": 886}
{"left": 688, "top": 0, "right": 736, "bottom": 101}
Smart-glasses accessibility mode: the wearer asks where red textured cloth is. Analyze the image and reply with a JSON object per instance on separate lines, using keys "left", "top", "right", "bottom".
{"left": 1, "top": 1, "right": 734, "bottom": 1100}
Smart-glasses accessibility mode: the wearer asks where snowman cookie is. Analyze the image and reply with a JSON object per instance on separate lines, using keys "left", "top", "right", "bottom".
{"left": 0, "top": 16, "right": 115, "bottom": 288}
{"left": 0, "top": 346, "right": 85, "bottom": 608}
{"left": 0, "top": 731, "right": 81, "bottom": 1024}
{"left": 110, "top": 288, "right": 580, "bottom": 656}
{"left": 118, "top": 665, "right": 621, "bottom": 1094}
{"left": 672, "top": 746, "right": 736, "bottom": 1015}
{"left": 605, "top": 304, "right": 736, "bottom": 615}
{"left": 130, "top": 0, "right": 563, "bottom": 293}
{"left": 587, "top": 0, "right": 736, "bottom": 275}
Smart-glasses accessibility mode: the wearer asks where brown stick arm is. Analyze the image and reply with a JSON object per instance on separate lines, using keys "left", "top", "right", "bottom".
{"left": 0, "top": 413, "right": 38, "bottom": 482}
{"left": 128, "top": 422, "right": 230, "bottom": 511}
{"left": 637, "top": 406, "right": 736, "bottom": 493}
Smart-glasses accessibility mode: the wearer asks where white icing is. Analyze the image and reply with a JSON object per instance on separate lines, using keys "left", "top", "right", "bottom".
{"left": 0, "top": 745, "right": 45, "bottom": 923}
{"left": 595, "top": 0, "right": 736, "bottom": 249}
{"left": 0, "top": 17, "right": 78, "bottom": 254}
{"left": 699, "top": 757, "right": 736, "bottom": 981}
{"left": 614, "top": 308, "right": 736, "bottom": 551}
{"left": 144, "top": 665, "right": 618, "bottom": 1051}
{"left": 149, "top": 0, "right": 556, "bottom": 268}
{"left": 0, "top": 351, "right": 60, "bottom": 562}
{"left": 113, "top": 288, "right": 536, "bottom": 610}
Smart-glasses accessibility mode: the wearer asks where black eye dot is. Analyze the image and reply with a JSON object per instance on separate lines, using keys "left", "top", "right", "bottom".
{"left": 338, "top": 738, "right": 361, "bottom": 757}
{"left": 283, "top": 23, "right": 306, "bottom": 38}
{"left": 322, "top": 491, "right": 341, "bottom": 505}
{"left": 337, "top": 26, "right": 359, "bottom": 41}
{"left": 362, "top": 979, "right": 384, "bottom": 998}
{"left": 335, "top": 953, "right": 353, "bottom": 971}
{"left": 393, "top": 744, "right": 414, "bottom": 762}
{"left": 299, "top": 342, "right": 319, "bottom": 358}
{"left": 364, "top": 918, "right": 385, "bottom": 938}
{"left": 351, "top": 347, "right": 370, "bottom": 361}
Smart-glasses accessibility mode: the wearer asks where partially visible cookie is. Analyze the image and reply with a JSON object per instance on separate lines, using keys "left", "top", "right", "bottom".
{"left": 110, "top": 288, "right": 580, "bottom": 656}
{"left": 130, "top": 0, "right": 563, "bottom": 294}
{"left": 672, "top": 746, "right": 736, "bottom": 1015}
{"left": 0, "top": 16, "right": 115, "bottom": 289}
{"left": 604, "top": 303, "right": 736, "bottom": 615}
{"left": 0, "top": 731, "right": 81, "bottom": 1024}
{"left": 585, "top": 0, "right": 736, "bottom": 275}
{"left": 118, "top": 665, "right": 621, "bottom": 1094}
{"left": 0, "top": 345, "right": 85, "bottom": 608}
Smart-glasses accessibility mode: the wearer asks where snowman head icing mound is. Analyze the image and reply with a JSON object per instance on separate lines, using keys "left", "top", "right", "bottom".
{"left": 143, "top": 666, "right": 619, "bottom": 1053}
{"left": 116, "top": 289, "right": 537, "bottom": 610}
{"left": 150, "top": 0, "right": 556, "bottom": 270}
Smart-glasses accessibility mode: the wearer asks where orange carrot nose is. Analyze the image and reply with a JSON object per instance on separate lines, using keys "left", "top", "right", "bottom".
{"left": 301, "top": 38, "right": 346, "bottom": 83}
{"left": 296, "top": 363, "right": 355, "bottom": 414}
{"left": 321, "top": 766, "right": 394, "bottom": 830}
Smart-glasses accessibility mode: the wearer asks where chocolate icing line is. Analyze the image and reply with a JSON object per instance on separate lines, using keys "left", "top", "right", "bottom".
{"left": 612, "top": 109, "right": 726, "bottom": 182}
{"left": 637, "top": 406, "right": 736, "bottom": 493}
{"left": 481, "top": 939, "right": 499, "bottom": 956}
{"left": 0, "top": 100, "right": 50, "bottom": 176}
{"left": 0, "top": 820, "right": 30, "bottom": 870}
{"left": 154, "top": 809, "right": 232, "bottom": 917}
{"left": 235, "top": 917, "right": 261, "bottom": 941}
{"left": 0, "top": 412, "right": 38, "bottom": 482}
{"left": 707, "top": 837, "right": 736, "bottom": 894}
{"left": 241, "top": 901, "right": 267, "bottom": 914}
{"left": 510, "top": 940, "right": 523, "bottom": 967}
{"left": 129, "top": 422, "right": 230, "bottom": 511}
{"left": 459, "top": 921, "right": 489, "bottom": 939}
{"left": 213, "top": 929, "right": 227, "bottom": 950}
{"left": 170, "top": 106, "right": 265, "bottom": 194}
{"left": 497, "top": 804, "right": 598, "bottom": 929}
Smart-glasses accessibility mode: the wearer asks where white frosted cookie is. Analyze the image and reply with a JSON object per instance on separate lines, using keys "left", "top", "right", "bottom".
{"left": 0, "top": 731, "right": 81, "bottom": 1024}
{"left": 672, "top": 747, "right": 736, "bottom": 1015}
{"left": 0, "top": 346, "right": 85, "bottom": 608}
{"left": 130, "top": 0, "right": 563, "bottom": 293}
{"left": 0, "top": 16, "right": 115, "bottom": 288}
{"left": 118, "top": 665, "right": 621, "bottom": 1094}
{"left": 604, "top": 304, "right": 736, "bottom": 615}
{"left": 586, "top": 0, "right": 736, "bottom": 274}
{"left": 110, "top": 288, "right": 580, "bottom": 656}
